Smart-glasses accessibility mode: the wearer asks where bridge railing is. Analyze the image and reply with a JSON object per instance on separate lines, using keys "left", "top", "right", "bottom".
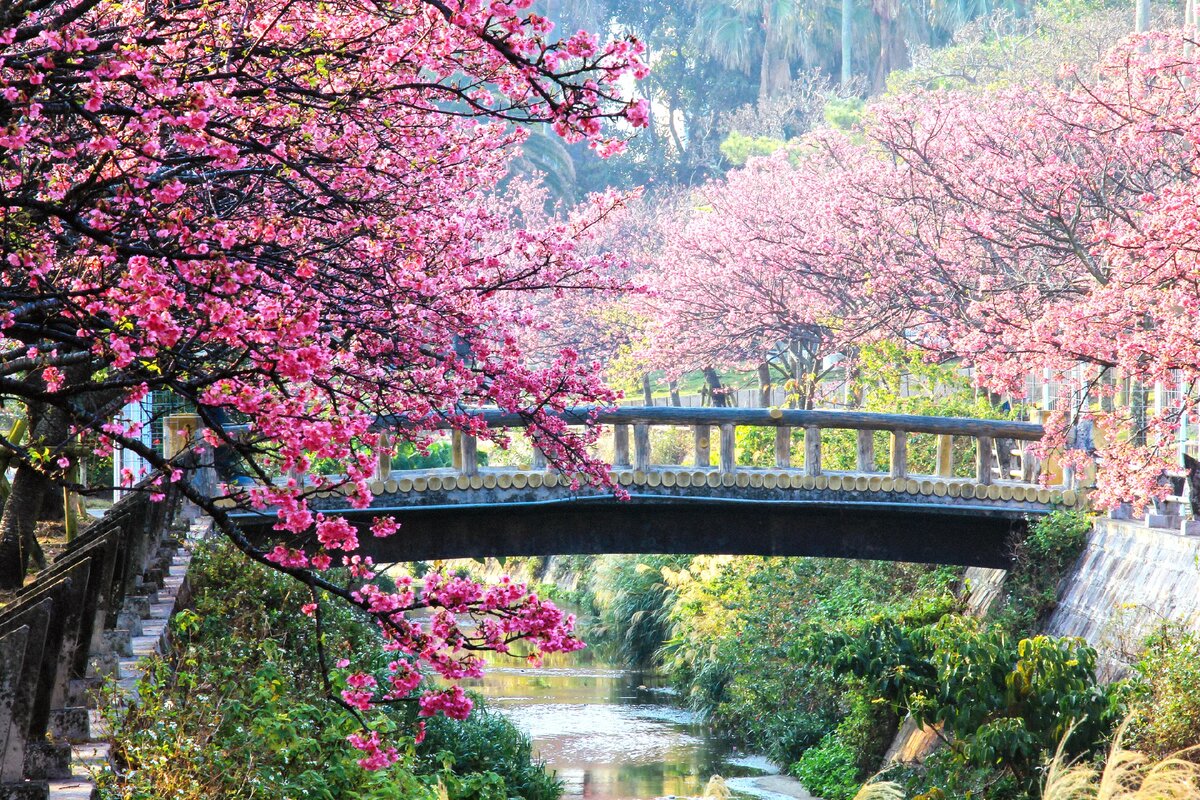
{"left": 393, "top": 406, "right": 1053, "bottom": 489}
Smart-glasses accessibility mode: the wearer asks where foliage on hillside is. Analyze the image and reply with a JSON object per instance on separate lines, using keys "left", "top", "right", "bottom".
{"left": 98, "top": 540, "right": 558, "bottom": 800}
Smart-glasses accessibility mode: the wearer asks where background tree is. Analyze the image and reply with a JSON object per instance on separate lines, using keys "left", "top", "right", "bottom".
{"left": 646, "top": 148, "right": 876, "bottom": 408}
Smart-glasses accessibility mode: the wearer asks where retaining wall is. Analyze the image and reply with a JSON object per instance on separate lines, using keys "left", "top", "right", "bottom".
{"left": 1045, "top": 518, "right": 1200, "bottom": 680}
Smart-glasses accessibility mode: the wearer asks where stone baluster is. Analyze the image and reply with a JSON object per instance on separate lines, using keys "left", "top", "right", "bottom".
{"left": 935, "top": 434, "right": 953, "bottom": 478}
{"left": 975, "top": 436, "right": 993, "bottom": 486}
{"left": 774, "top": 427, "right": 792, "bottom": 469}
{"left": 376, "top": 430, "right": 392, "bottom": 479}
{"left": 613, "top": 424, "right": 631, "bottom": 468}
{"left": 856, "top": 430, "right": 874, "bottom": 473}
{"left": 719, "top": 424, "right": 736, "bottom": 473}
{"left": 1021, "top": 441, "right": 1040, "bottom": 483}
{"left": 804, "top": 426, "right": 822, "bottom": 477}
{"left": 451, "top": 430, "right": 463, "bottom": 472}
{"left": 634, "top": 423, "right": 651, "bottom": 472}
{"left": 460, "top": 433, "right": 479, "bottom": 477}
{"left": 890, "top": 431, "right": 908, "bottom": 479}
{"left": 694, "top": 425, "right": 711, "bottom": 468}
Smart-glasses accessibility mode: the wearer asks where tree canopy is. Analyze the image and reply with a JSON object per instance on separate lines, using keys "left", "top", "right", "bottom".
{"left": 1, "top": 0, "right": 646, "bottom": 765}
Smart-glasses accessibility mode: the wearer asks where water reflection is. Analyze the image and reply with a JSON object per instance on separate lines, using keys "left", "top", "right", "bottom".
{"left": 463, "top": 654, "right": 768, "bottom": 800}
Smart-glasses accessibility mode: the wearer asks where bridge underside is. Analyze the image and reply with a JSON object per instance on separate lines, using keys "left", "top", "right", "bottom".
{"left": 232, "top": 473, "right": 1046, "bottom": 567}
{"left": 348, "top": 499, "right": 1022, "bottom": 567}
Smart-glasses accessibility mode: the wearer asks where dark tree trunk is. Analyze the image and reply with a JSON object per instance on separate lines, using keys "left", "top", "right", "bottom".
{"left": 845, "top": 351, "right": 863, "bottom": 408}
{"left": 0, "top": 403, "right": 69, "bottom": 589}
{"left": 0, "top": 462, "right": 52, "bottom": 588}
{"left": 641, "top": 374, "right": 654, "bottom": 406}
{"left": 703, "top": 368, "right": 729, "bottom": 408}
{"left": 757, "top": 362, "right": 772, "bottom": 407}
{"left": 668, "top": 380, "right": 682, "bottom": 407}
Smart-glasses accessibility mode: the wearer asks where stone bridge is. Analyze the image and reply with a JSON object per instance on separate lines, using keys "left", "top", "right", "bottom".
{"left": 228, "top": 407, "right": 1083, "bottom": 569}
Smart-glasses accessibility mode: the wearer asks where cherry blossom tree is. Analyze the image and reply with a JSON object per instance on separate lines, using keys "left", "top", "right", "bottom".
{"left": 836, "top": 31, "right": 1200, "bottom": 506}
{"left": 0, "top": 0, "right": 646, "bottom": 766}
{"left": 646, "top": 149, "right": 873, "bottom": 408}
{"left": 644, "top": 28, "right": 1200, "bottom": 503}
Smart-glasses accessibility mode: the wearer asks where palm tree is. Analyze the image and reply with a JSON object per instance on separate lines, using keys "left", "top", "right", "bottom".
{"left": 690, "top": 0, "right": 819, "bottom": 101}
{"left": 508, "top": 128, "right": 578, "bottom": 207}
{"left": 842, "top": 0, "right": 854, "bottom": 86}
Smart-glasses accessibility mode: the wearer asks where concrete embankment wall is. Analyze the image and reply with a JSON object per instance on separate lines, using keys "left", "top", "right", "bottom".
{"left": 1045, "top": 518, "right": 1200, "bottom": 680}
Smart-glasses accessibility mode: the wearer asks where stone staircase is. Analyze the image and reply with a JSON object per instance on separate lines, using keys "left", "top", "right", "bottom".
{"left": 0, "top": 475, "right": 200, "bottom": 800}
{"left": 45, "top": 533, "right": 195, "bottom": 800}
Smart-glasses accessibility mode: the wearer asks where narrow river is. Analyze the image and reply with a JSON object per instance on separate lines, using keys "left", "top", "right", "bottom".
{"left": 463, "top": 651, "right": 814, "bottom": 800}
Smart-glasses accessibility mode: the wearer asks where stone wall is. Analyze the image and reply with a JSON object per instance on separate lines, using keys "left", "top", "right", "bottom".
{"left": 1045, "top": 518, "right": 1200, "bottom": 681}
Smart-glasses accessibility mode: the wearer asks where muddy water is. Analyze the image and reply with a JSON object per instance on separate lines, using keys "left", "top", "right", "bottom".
{"left": 463, "top": 653, "right": 808, "bottom": 800}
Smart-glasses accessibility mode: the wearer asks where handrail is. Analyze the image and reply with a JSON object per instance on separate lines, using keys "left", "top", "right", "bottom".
{"left": 380, "top": 406, "right": 1044, "bottom": 441}
{"left": 222, "top": 406, "right": 1051, "bottom": 488}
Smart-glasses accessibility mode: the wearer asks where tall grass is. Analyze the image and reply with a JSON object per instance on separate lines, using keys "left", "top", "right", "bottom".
{"left": 1043, "top": 724, "right": 1200, "bottom": 800}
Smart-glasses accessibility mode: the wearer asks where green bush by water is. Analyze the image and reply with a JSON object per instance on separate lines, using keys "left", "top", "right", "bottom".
{"left": 97, "top": 540, "right": 557, "bottom": 800}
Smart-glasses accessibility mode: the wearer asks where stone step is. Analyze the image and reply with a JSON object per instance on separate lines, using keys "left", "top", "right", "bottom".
{"left": 46, "top": 779, "right": 97, "bottom": 800}
{"left": 147, "top": 603, "right": 173, "bottom": 621}
{"left": 40, "top": 524, "right": 201, "bottom": 800}
{"left": 130, "top": 635, "right": 159, "bottom": 658}
{"left": 130, "top": 587, "right": 159, "bottom": 605}
{"left": 114, "top": 677, "right": 140, "bottom": 703}
{"left": 86, "top": 711, "right": 110, "bottom": 740}
{"left": 117, "top": 656, "right": 140, "bottom": 678}
{"left": 68, "top": 744, "right": 110, "bottom": 769}
{"left": 141, "top": 615, "right": 166, "bottom": 633}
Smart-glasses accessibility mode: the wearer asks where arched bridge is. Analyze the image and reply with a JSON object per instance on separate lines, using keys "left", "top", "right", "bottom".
{"left": 228, "top": 407, "right": 1083, "bottom": 569}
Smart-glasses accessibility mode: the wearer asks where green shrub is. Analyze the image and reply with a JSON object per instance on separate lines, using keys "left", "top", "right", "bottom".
{"left": 587, "top": 554, "right": 687, "bottom": 667}
{"left": 418, "top": 703, "right": 560, "bottom": 800}
{"left": 655, "top": 556, "right": 958, "bottom": 768}
{"left": 719, "top": 130, "right": 787, "bottom": 165}
{"left": 98, "top": 540, "right": 553, "bottom": 800}
{"left": 828, "top": 617, "right": 1119, "bottom": 797}
{"left": 1128, "top": 627, "right": 1200, "bottom": 757}
{"left": 996, "top": 510, "right": 1091, "bottom": 634}
{"left": 792, "top": 733, "right": 861, "bottom": 800}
